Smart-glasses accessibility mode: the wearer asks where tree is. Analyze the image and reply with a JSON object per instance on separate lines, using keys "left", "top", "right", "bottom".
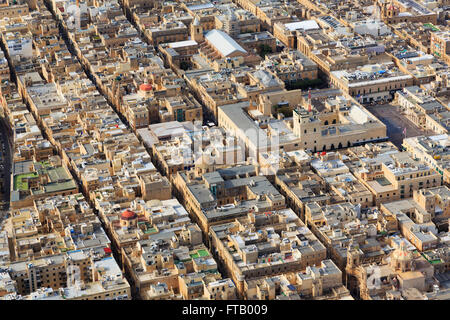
{"left": 258, "top": 44, "right": 273, "bottom": 58}
{"left": 179, "top": 61, "right": 190, "bottom": 71}
{"left": 274, "top": 105, "right": 293, "bottom": 118}
{"left": 286, "top": 78, "right": 324, "bottom": 90}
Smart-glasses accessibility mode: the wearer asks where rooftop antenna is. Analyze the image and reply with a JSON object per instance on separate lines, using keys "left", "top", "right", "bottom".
{"left": 308, "top": 89, "right": 312, "bottom": 113}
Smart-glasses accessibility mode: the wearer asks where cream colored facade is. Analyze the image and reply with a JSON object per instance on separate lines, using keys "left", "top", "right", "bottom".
{"left": 146, "top": 22, "right": 189, "bottom": 46}
{"left": 330, "top": 64, "right": 415, "bottom": 103}
{"left": 431, "top": 31, "right": 450, "bottom": 63}
{"left": 173, "top": 166, "right": 285, "bottom": 234}
{"left": 355, "top": 152, "right": 443, "bottom": 206}
{"left": 0, "top": 4, "right": 29, "bottom": 18}
{"left": 210, "top": 209, "right": 326, "bottom": 297}
{"left": 397, "top": 87, "right": 449, "bottom": 135}
{"left": 381, "top": 187, "right": 449, "bottom": 251}
{"left": 292, "top": 103, "right": 387, "bottom": 152}
{"left": 297, "top": 30, "right": 369, "bottom": 74}
{"left": 244, "top": 259, "right": 348, "bottom": 300}
{"left": 403, "top": 135, "right": 450, "bottom": 184}
{"left": 346, "top": 241, "right": 434, "bottom": 299}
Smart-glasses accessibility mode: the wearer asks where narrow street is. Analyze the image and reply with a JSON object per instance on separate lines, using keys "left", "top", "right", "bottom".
{"left": 0, "top": 116, "right": 12, "bottom": 223}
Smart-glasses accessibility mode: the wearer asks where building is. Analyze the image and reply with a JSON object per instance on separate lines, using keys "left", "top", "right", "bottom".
{"left": 397, "top": 86, "right": 449, "bottom": 135}
{"left": 260, "top": 50, "right": 318, "bottom": 87}
{"left": 273, "top": 20, "right": 320, "bottom": 48}
{"left": 203, "top": 29, "right": 248, "bottom": 59}
{"left": 354, "top": 151, "right": 443, "bottom": 205}
{"left": 431, "top": 31, "right": 450, "bottom": 63}
{"left": 146, "top": 21, "right": 189, "bottom": 46}
{"left": 330, "top": 62, "right": 415, "bottom": 103}
{"left": 403, "top": 135, "right": 450, "bottom": 184}
{"left": 244, "top": 259, "right": 352, "bottom": 300}
{"left": 159, "top": 40, "right": 199, "bottom": 70}
{"left": 292, "top": 96, "right": 387, "bottom": 152}
{"left": 346, "top": 240, "right": 435, "bottom": 299}
{"left": 381, "top": 187, "right": 450, "bottom": 250}
{"left": 11, "top": 157, "right": 79, "bottom": 209}
{"left": 1, "top": 246, "right": 130, "bottom": 299}
{"left": 210, "top": 209, "right": 326, "bottom": 296}
{"left": 173, "top": 165, "right": 286, "bottom": 234}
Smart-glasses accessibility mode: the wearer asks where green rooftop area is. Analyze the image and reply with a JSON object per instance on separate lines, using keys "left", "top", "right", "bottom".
{"left": 376, "top": 177, "right": 392, "bottom": 187}
{"left": 38, "top": 160, "right": 52, "bottom": 169}
{"left": 190, "top": 252, "right": 199, "bottom": 259}
{"left": 424, "top": 23, "right": 439, "bottom": 32}
{"left": 421, "top": 251, "right": 443, "bottom": 265}
{"left": 198, "top": 249, "right": 209, "bottom": 257}
{"left": 137, "top": 221, "right": 158, "bottom": 234}
{"left": 190, "top": 249, "right": 210, "bottom": 259}
{"left": 14, "top": 172, "right": 39, "bottom": 191}
{"left": 46, "top": 167, "right": 71, "bottom": 182}
{"left": 205, "top": 268, "right": 218, "bottom": 274}
{"left": 42, "top": 180, "right": 77, "bottom": 193}
{"left": 429, "top": 259, "right": 443, "bottom": 264}
{"left": 14, "top": 161, "right": 75, "bottom": 194}
{"left": 144, "top": 227, "right": 157, "bottom": 234}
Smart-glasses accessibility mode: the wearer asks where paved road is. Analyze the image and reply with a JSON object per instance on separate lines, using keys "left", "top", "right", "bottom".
{"left": 366, "top": 103, "right": 430, "bottom": 148}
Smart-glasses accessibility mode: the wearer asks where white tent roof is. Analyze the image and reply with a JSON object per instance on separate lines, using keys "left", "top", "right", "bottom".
{"left": 284, "top": 20, "right": 320, "bottom": 31}
{"left": 169, "top": 40, "right": 198, "bottom": 49}
{"left": 205, "top": 29, "right": 247, "bottom": 57}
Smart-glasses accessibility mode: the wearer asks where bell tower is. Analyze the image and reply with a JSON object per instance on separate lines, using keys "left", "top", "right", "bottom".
{"left": 345, "top": 240, "right": 364, "bottom": 297}
{"left": 293, "top": 105, "right": 321, "bottom": 151}
{"left": 190, "top": 17, "right": 203, "bottom": 43}
{"left": 346, "top": 240, "right": 363, "bottom": 269}
{"left": 382, "top": 0, "right": 400, "bottom": 20}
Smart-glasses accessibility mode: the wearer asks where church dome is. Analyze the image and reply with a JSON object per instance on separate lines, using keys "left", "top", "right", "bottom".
{"left": 392, "top": 242, "right": 413, "bottom": 262}
{"left": 121, "top": 209, "right": 137, "bottom": 220}
{"left": 140, "top": 83, "right": 152, "bottom": 92}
